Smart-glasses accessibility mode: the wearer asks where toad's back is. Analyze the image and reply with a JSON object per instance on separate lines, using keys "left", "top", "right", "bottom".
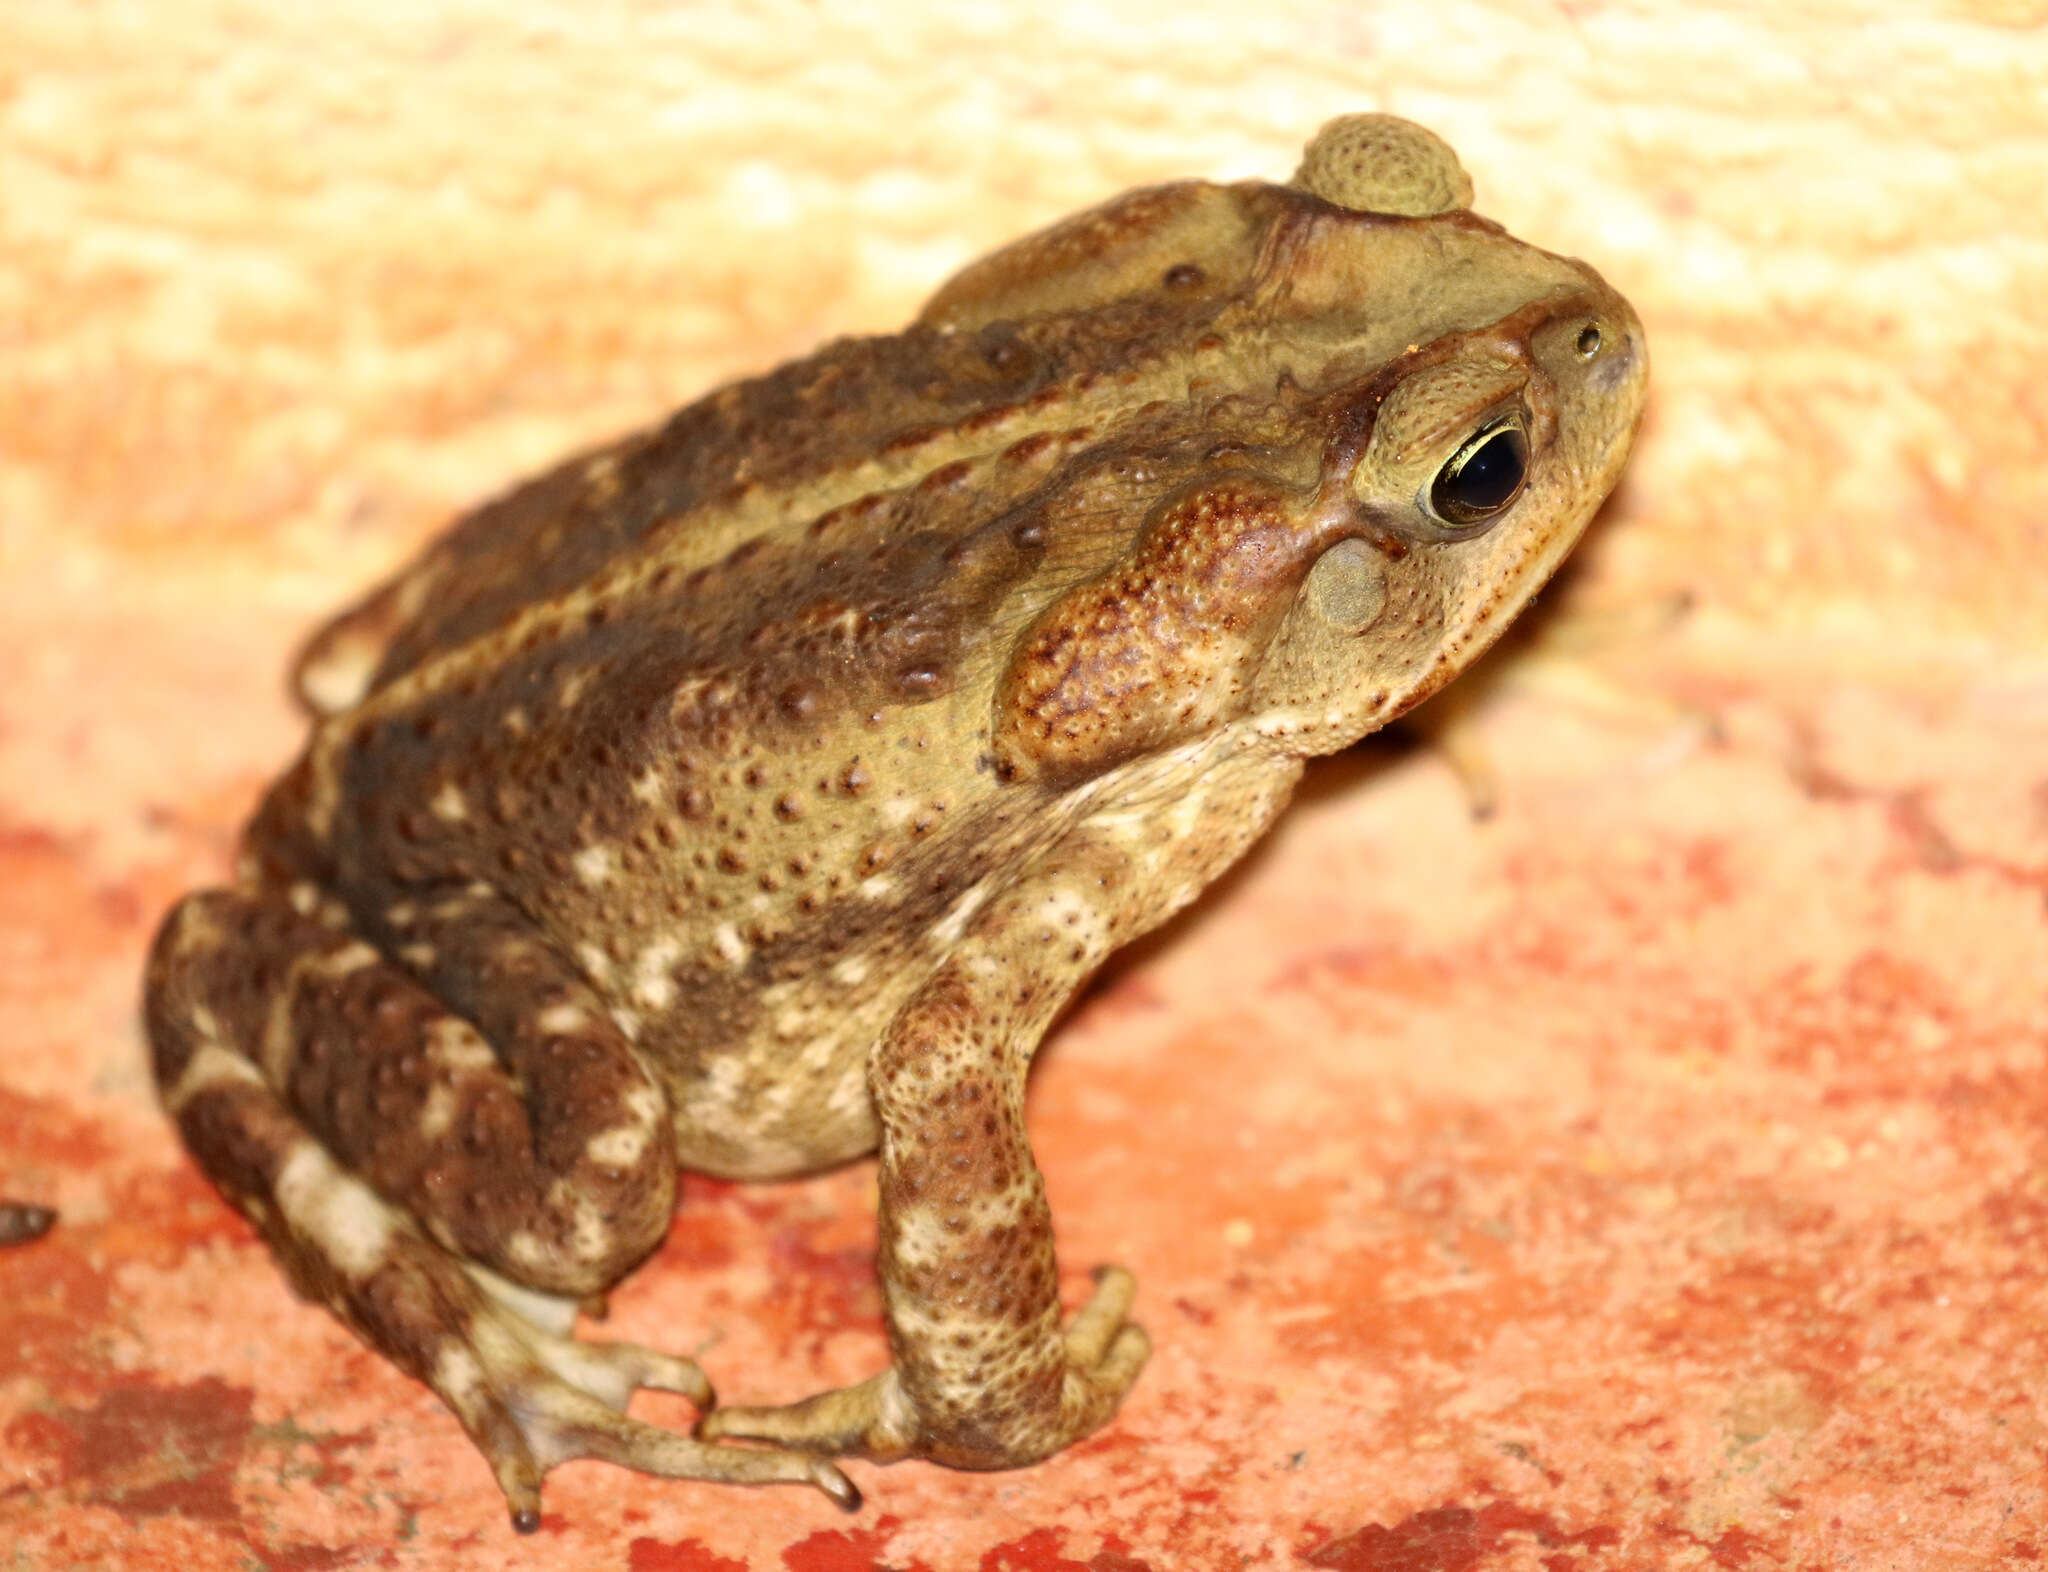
{"left": 292, "top": 179, "right": 1296, "bottom": 711}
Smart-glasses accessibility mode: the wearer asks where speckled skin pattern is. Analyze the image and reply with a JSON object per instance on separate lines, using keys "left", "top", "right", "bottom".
{"left": 142, "top": 116, "right": 1646, "bottom": 1528}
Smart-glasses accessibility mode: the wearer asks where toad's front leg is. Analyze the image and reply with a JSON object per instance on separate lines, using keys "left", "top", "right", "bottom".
{"left": 702, "top": 867, "right": 1150, "bottom": 1469}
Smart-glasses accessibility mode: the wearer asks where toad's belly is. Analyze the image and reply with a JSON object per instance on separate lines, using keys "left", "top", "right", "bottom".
{"left": 652, "top": 980, "right": 902, "bottom": 1181}
{"left": 666, "top": 1045, "right": 881, "bottom": 1180}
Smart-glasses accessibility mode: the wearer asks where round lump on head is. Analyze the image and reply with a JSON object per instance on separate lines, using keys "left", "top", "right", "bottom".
{"left": 1291, "top": 114, "right": 1475, "bottom": 217}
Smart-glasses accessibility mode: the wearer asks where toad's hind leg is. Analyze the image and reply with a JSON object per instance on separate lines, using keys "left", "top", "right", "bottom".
{"left": 145, "top": 885, "right": 857, "bottom": 1526}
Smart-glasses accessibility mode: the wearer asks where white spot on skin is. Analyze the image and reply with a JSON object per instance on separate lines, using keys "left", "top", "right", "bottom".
{"left": 188, "top": 1005, "right": 223, "bottom": 1044}
{"left": 889, "top": 1194, "right": 1006, "bottom": 1275}
{"left": 537, "top": 1003, "right": 589, "bottom": 1036}
{"left": 1037, "top": 885, "right": 1108, "bottom": 944}
{"left": 670, "top": 673, "right": 741, "bottom": 719}
{"left": 557, "top": 668, "right": 594, "bottom": 709}
{"left": 679, "top": 1054, "right": 752, "bottom": 1134}
{"left": 274, "top": 1142, "right": 395, "bottom": 1280}
{"left": 1164, "top": 786, "right": 1209, "bottom": 840}
{"left": 632, "top": 937, "right": 683, "bottom": 1013}
{"left": 170, "top": 902, "right": 227, "bottom": 954}
{"left": 164, "top": 1041, "right": 263, "bottom": 1114}
{"left": 304, "top": 758, "right": 343, "bottom": 844}
{"left": 585, "top": 1124, "right": 648, "bottom": 1168}
{"left": 633, "top": 974, "right": 675, "bottom": 1013}
{"left": 625, "top": 1084, "right": 663, "bottom": 1129}
{"left": 427, "top": 1018, "right": 497, "bottom": 1073}
{"left": 583, "top": 1083, "right": 665, "bottom": 1171}
{"left": 428, "top": 890, "right": 481, "bottom": 922}
{"left": 1253, "top": 709, "right": 1310, "bottom": 740}
{"left": 583, "top": 451, "right": 621, "bottom": 500}
{"left": 824, "top": 1060, "right": 869, "bottom": 1117}
{"left": 572, "top": 1198, "right": 612, "bottom": 1265}
{"left": 711, "top": 925, "right": 748, "bottom": 967}
{"left": 431, "top": 1343, "right": 486, "bottom": 1421}
{"left": 573, "top": 844, "right": 618, "bottom": 886}
{"left": 298, "top": 634, "right": 382, "bottom": 717}
{"left": 418, "top": 1081, "right": 459, "bottom": 1140}
{"left": 432, "top": 782, "right": 469, "bottom": 822}
{"left": 706, "top": 1052, "right": 749, "bottom": 1099}
{"left": 929, "top": 881, "right": 989, "bottom": 948}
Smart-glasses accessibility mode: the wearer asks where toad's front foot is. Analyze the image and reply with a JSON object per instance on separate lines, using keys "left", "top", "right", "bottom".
{"left": 698, "top": 1266, "right": 1150, "bottom": 1470}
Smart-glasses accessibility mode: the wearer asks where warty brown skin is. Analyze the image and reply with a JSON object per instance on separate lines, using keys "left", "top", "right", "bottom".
{"left": 144, "top": 115, "right": 1647, "bottom": 1528}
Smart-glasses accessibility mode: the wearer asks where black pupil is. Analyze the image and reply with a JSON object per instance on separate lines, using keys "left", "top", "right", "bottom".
{"left": 1439, "top": 427, "right": 1528, "bottom": 520}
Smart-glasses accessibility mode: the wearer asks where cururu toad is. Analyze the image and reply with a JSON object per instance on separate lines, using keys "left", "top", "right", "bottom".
{"left": 146, "top": 115, "right": 1647, "bottom": 1528}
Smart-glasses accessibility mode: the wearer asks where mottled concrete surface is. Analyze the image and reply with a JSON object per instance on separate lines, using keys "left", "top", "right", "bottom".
{"left": 5, "top": 3, "right": 2048, "bottom": 1567}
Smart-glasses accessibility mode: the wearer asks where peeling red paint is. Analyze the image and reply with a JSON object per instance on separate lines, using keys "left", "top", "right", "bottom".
{"left": 977, "top": 1526, "right": 1155, "bottom": 1571}
{"left": 258, "top": 1543, "right": 360, "bottom": 1572}
{"left": 103, "top": 1163, "right": 263, "bottom": 1266}
{"left": 25, "top": 1376, "right": 256, "bottom": 1522}
{"left": 0, "top": 1085, "right": 118, "bottom": 1175}
{"left": 0, "top": 1234, "right": 115, "bottom": 1393}
{"left": 764, "top": 1227, "right": 886, "bottom": 1345}
{"left": 629, "top": 1536, "right": 751, "bottom": 1572}
{"left": 1299, "top": 1502, "right": 1617, "bottom": 1572}
{"left": 1706, "top": 1527, "right": 1770, "bottom": 1567}
{"left": 781, "top": 1516, "right": 934, "bottom": 1572}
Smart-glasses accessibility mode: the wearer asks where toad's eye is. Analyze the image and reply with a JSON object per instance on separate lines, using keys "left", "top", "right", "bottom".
{"left": 1428, "top": 420, "right": 1529, "bottom": 528}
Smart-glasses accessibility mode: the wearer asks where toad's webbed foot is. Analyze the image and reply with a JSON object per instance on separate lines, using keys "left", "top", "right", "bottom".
{"left": 449, "top": 1269, "right": 861, "bottom": 1529}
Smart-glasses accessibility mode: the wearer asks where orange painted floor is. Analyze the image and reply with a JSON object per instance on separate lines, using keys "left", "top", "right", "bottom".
{"left": 6, "top": 2, "right": 2048, "bottom": 1566}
